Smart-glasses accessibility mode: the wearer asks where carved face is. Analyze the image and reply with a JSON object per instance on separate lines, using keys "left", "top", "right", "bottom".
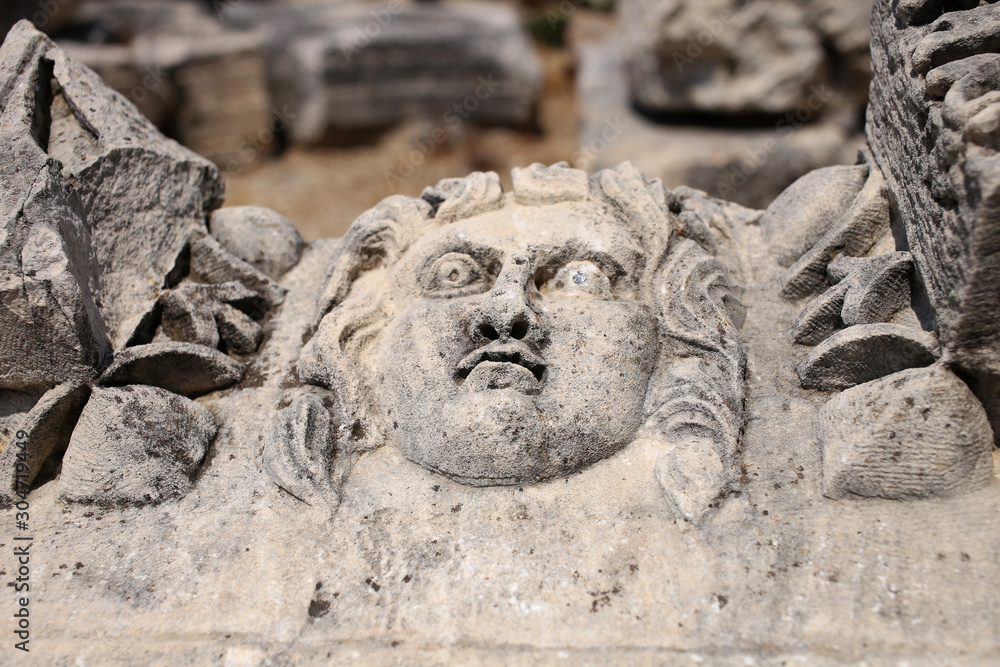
{"left": 374, "top": 201, "right": 659, "bottom": 485}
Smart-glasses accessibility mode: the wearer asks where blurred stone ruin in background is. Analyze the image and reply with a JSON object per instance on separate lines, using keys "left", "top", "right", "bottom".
{"left": 2, "top": 0, "right": 876, "bottom": 228}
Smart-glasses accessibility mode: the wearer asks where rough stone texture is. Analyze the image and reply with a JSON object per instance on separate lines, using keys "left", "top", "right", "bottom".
{"left": 779, "top": 159, "right": 891, "bottom": 299}
{"left": 260, "top": 389, "right": 339, "bottom": 511}
{"left": 0, "top": 381, "right": 89, "bottom": 501}
{"left": 99, "top": 341, "right": 244, "bottom": 397}
{"left": 798, "top": 323, "right": 940, "bottom": 391}
{"left": 190, "top": 233, "right": 285, "bottom": 308}
{"left": 867, "top": 0, "right": 1000, "bottom": 441}
{"left": 224, "top": 2, "right": 541, "bottom": 143}
{"left": 160, "top": 281, "right": 264, "bottom": 354}
{"left": 210, "top": 206, "right": 305, "bottom": 279}
{"left": 761, "top": 164, "right": 869, "bottom": 268}
{"left": 792, "top": 280, "right": 850, "bottom": 345}
{"left": 819, "top": 363, "right": 994, "bottom": 499}
{"left": 835, "top": 251, "right": 914, "bottom": 327}
{"left": 0, "top": 19, "right": 224, "bottom": 382}
{"left": 58, "top": 384, "right": 215, "bottom": 504}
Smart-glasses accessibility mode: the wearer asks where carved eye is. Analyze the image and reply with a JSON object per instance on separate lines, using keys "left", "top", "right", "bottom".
{"left": 539, "top": 259, "right": 612, "bottom": 299}
{"left": 423, "top": 252, "right": 489, "bottom": 296}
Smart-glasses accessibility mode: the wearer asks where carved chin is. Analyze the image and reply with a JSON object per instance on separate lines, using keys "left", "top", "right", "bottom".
{"left": 387, "top": 389, "right": 643, "bottom": 487}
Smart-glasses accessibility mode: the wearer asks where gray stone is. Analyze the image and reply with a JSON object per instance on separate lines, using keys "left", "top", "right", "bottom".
{"left": 621, "top": 0, "right": 824, "bottom": 115}
{"left": 0, "top": 19, "right": 224, "bottom": 390}
{"left": 792, "top": 280, "right": 849, "bottom": 346}
{"left": 779, "top": 162, "right": 891, "bottom": 300}
{"left": 868, "top": 0, "right": 1000, "bottom": 442}
{"left": 160, "top": 281, "right": 264, "bottom": 354}
{"left": 260, "top": 391, "right": 338, "bottom": 510}
{"left": 58, "top": 384, "right": 215, "bottom": 505}
{"left": 209, "top": 206, "right": 305, "bottom": 279}
{"left": 225, "top": 2, "right": 541, "bottom": 143}
{"left": 0, "top": 382, "right": 90, "bottom": 501}
{"left": 837, "top": 252, "right": 914, "bottom": 327}
{"left": 798, "top": 323, "right": 940, "bottom": 391}
{"left": 99, "top": 342, "right": 244, "bottom": 397}
{"left": 190, "top": 234, "right": 285, "bottom": 307}
{"left": 761, "top": 165, "right": 869, "bottom": 268}
{"left": 819, "top": 363, "right": 994, "bottom": 499}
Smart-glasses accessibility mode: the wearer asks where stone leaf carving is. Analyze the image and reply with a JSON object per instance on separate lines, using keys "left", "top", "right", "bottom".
{"left": 819, "top": 363, "right": 994, "bottom": 499}
{"left": 797, "top": 323, "right": 940, "bottom": 391}
{"left": 792, "top": 252, "right": 915, "bottom": 345}
{"left": 261, "top": 391, "right": 339, "bottom": 509}
{"left": 59, "top": 385, "right": 216, "bottom": 505}
{"left": 779, "top": 159, "right": 891, "bottom": 300}
{"left": 190, "top": 234, "right": 286, "bottom": 308}
{"left": 99, "top": 342, "right": 244, "bottom": 398}
{"left": 160, "top": 282, "right": 265, "bottom": 354}
{"left": 760, "top": 164, "right": 869, "bottom": 269}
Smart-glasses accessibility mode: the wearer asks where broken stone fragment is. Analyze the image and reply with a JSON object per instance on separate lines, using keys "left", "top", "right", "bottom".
{"left": 779, "top": 164, "right": 891, "bottom": 300}
{"left": 190, "top": 234, "right": 285, "bottom": 307}
{"left": 760, "top": 164, "right": 869, "bottom": 268}
{"left": 1, "top": 21, "right": 224, "bottom": 350}
{"left": 99, "top": 342, "right": 244, "bottom": 397}
{"left": 818, "top": 363, "right": 994, "bottom": 499}
{"left": 160, "top": 282, "right": 265, "bottom": 354}
{"left": 798, "top": 323, "right": 940, "bottom": 391}
{"left": 0, "top": 382, "right": 90, "bottom": 502}
{"left": 59, "top": 385, "right": 215, "bottom": 505}
{"left": 209, "top": 206, "right": 305, "bottom": 280}
{"left": 261, "top": 391, "right": 338, "bottom": 509}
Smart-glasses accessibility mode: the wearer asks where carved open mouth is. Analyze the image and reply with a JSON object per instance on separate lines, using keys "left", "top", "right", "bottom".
{"left": 454, "top": 342, "right": 547, "bottom": 384}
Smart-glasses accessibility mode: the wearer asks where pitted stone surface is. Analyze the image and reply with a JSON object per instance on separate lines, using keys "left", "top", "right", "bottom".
{"left": 819, "top": 364, "right": 994, "bottom": 499}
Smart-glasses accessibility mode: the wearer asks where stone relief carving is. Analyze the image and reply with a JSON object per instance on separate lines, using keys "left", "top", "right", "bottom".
{"left": 0, "top": 3, "right": 999, "bottom": 660}
{"left": 289, "top": 162, "right": 748, "bottom": 523}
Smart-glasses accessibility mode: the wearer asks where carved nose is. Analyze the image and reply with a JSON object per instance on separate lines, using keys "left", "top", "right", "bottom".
{"left": 472, "top": 255, "right": 541, "bottom": 343}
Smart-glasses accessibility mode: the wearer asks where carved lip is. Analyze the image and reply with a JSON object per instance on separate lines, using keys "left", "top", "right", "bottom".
{"left": 454, "top": 341, "right": 547, "bottom": 384}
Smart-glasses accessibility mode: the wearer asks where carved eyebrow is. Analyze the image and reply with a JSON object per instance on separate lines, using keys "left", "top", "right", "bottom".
{"left": 533, "top": 242, "right": 644, "bottom": 280}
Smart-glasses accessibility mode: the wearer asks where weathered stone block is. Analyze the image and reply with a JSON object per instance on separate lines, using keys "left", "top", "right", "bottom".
{"left": 819, "top": 363, "right": 994, "bottom": 499}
